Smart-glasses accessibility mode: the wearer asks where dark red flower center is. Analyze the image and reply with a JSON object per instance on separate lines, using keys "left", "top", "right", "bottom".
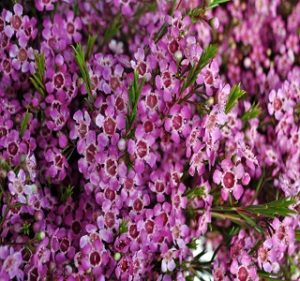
{"left": 277, "top": 225, "right": 286, "bottom": 240}
{"left": 120, "top": 259, "right": 129, "bottom": 271}
{"left": 105, "top": 212, "right": 115, "bottom": 228}
{"left": 144, "top": 120, "right": 153, "bottom": 133}
{"left": 90, "top": 251, "right": 101, "bottom": 266}
{"left": 72, "top": 221, "right": 81, "bottom": 234}
{"left": 172, "top": 115, "right": 183, "bottom": 130}
{"left": 110, "top": 77, "right": 120, "bottom": 91}
{"left": 137, "top": 62, "right": 146, "bottom": 76}
{"left": 0, "top": 127, "right": 8, "bottom": 137}
{"left": 223, "top": 171, "right": 235, "bottom": 189}
{"left": 18, "top": 48, "right": 28, "bottom": 62}
{"left": 54, "top": 73, "right": 65, "bottom": 89}
{"left": 8, "top": 142, "right": 18, "bottom": 155}
{"left": 105, "top": 188, "right": 116, "bottom": 201}
{"left": 137, "top": 140, "right": 148, "bottom": 158}
{"left": 12, "top": 15, "right": 22, "bottom": 30}
{"left": 2, "top": 59, "right": 11, "bottom": 73}
{"left": 67, "top": 23, "right": 75, "bottom": 34}
{"left": 163, "top": 72, "right": 171, "bottom": 88}
{"left": 155, "top": 181, "right": 165, "bottom": 193}
{"left": 146, "top": 94, "right": 158, "bottom": 109}
{"left": 78, "top": 122, "right": 88, "bottom": 138}
{"left": 60, "top": 238, "right": 70, "bottom": 252}
{"left": 237, "top": 266, "right": 249, "bottom": 281}
{"left": 145, "top": 220, "right": 154, "bottom": 233}
{"left": 54, "top": 155, "right": 64, "bottom": 168}
{"left": 169, "top": 40, "right": 179, "bottom": 53}
{"left": 129, "top": 224, "right": 139, "bottom": 238}
{"left": 274, "top": 98, "right": 282, "bottom": 110}
{"left": 0, "top": 18, "right": 4, "bottom": 32}
{"left": 116, "top": 96, "right": 125, "bottom": 111}
{"left": 106, "top": 159, "right": 117, "bottom": 176}
{"left": 86, "top": 144, "right": 97, "bottom": 162}
{"left": 104, "top": 117, "right": 116, "bottom": 135}
{"left": 133, "top": 198, "right": 143, "bottom": 211}
{"left": 124, "top": 178, "right": 133, "bottom": 190}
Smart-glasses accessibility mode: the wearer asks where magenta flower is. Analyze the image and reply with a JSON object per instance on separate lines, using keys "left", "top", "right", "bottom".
{"left": 9, "top": 44, "right": 35, "bottom": 73}
{"left": 213, "top": 159, "right": 246, "bottom": 201}
{"left": 1, "top": 250, "right": 23, "bottom": 280}
{"left": 35, "top": 0, "right": 57, "bottom": 12}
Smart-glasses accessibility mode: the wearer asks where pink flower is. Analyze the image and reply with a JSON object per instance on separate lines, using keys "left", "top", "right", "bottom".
{"left": 213, "top": 159, "right": 246, "bottom": 201}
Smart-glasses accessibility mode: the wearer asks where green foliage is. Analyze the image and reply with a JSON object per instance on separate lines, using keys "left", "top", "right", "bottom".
{"left": 20, "top": 110, "right": 30, "bottom": 137}
{"left": 212, "top": 198, "right": 295, "bottom": 234}
{"left": 86, "top": 35, "right": 97, "bottom": 61}
{"left": 225, "top": 83, "right": 246, "bottom": 114}
{"left": 60, "top": 185, "right": 74, "bottom": 202}
{"left": 185, "top": 186, "right": 205, "bottom": 200}
{"left": 182, "top": 44, "right": 218, "bottom": 92}
{"left": 242, "top": 102, "right": 261, "bottom": 122}
{"left": 72, "top": 44, "right": 93, "bottom": 99}
{"left": 207, "top": 0, "right": 230, "bottom": 9}
{"left": 119, "top": 220, "right": 128, "bottom": 234}
{"left": 245, "top": 198, "right": 296, "bottom": 218}
{"left": 126, "top": 71, "right": 145, "bottom": 136}
{"left": 103, "top": 14, "right": 121, "bottom": 45}
{"left": 258, "top": 271, "right": 284, "bottom": 281}
{"left": 29, "top": 53, "right": 46, "bottom": 97}
{"left": 189, "top": 7, "right": 206, "bottom": 23}
{"left": 21, "top": 223, "right": 31, "bottom": 236}
{"left": 0, "top": 159, "right": 11, "bottom": 171}
{"left": 187, "top": 238, "right": 198, "bottom": 249}
{"left": 296, "top": 230, "right": 300, "bottom": 242}
{"left": 153, "top": 23, "right": 169, "bottom": 43}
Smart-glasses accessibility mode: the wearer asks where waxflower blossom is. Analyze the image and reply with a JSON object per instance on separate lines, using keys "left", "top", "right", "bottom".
{"left": 0, "top": 1, "right": 299, "bottom": 280}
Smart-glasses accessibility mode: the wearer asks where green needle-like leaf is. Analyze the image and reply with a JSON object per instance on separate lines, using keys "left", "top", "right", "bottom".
{"left": 225, "top": 83, "right": 246, "bottom": 114}
{"left": 119, "top": 220, "right": 128, "bottom": 234}
{"left": 86, "top": 35, "right": 97, "bottom": 61}
{"left": 207, "top": 0, "right": 230, "bottom": 9}
{"left": 103, "top": 14, "right": 121, "bottom": 45}
{"left": 20, "top": 110, "right": 30, "bottom": 137}
{"left": 185, "top": 186, "right": 205, "bottom": 199}
{"left": 30, "top": 53, "right": 46, "bottom": 97}
{"left": 126, "top": 71, "right": 145, "bottom": 136}
{"left": 72, "top": 44, "right": 93, "bottom": 100}
{"left": 242, "top": 102, "right": 261, "bottom": 122}
{"left": 182, "top": 44, "right": 218, "bottom": 92}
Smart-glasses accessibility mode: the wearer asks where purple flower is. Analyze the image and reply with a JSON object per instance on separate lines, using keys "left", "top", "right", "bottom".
{"left": 161, "top": 248, "right": 177, "bottom": 273}
{"left": 213, "top": 159, "right": 245, "bottom": 201}
{"left": 9, "top": 44, "right": 35, "bottom": 73}
{"left": 1, "top": 250, "right": 23, "bottom": 280}
{"left": 35, "top": 0, "right": 57, "bottom": 12}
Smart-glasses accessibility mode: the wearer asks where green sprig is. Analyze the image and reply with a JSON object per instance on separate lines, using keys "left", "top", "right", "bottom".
{"left": 72, "top": 44, "right": 93, "bottom": 100}
{"left": 126, "top": 71, "right": 145, "bottom": 137}
{"left": 86, "top": 35, "right": 97, "bottom": 61}
{"left": 29, "top": 53, "right": 46, "bottom": 97}
{"left": 225, "top": 83, "right": 246, "bottom": 114}
{"left": 207, "top": 0, "right": 230, "bottom": 9}
{"left": 20, "top": 110, "right": 30, "bottom": 137}
{"left": 185, "top": 186, "right": 205, "bottom": 200}
{"left": 119, "top": 220, "right": 128, "bottom": 234}
{"left": 103, "top": 14, "right": 121, "bottom": 45}
{"left": 242, "top": 102, "right": 261, "bottom": 122}
{"left": 181, "top": 44, "right": 218, "bottom": 92}
{"left": 60, "top": 185, "right": 74, "bottom": 202}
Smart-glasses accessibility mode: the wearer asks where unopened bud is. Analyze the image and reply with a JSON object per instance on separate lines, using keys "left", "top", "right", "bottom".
{"left": 114, "top": 252, "right": 121, "bottom": 261}
{"left": 36, "top": 231, "right": 45, "bottom": 241}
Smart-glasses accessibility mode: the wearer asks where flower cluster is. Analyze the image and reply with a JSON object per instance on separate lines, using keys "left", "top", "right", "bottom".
{"left": 0, "top": 0, "right": 299, "bottom": 280}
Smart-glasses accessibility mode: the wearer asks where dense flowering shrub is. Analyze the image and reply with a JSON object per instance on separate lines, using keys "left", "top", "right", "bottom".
{"left": 0, "top": 0, "right": 299, "bottom": 280}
